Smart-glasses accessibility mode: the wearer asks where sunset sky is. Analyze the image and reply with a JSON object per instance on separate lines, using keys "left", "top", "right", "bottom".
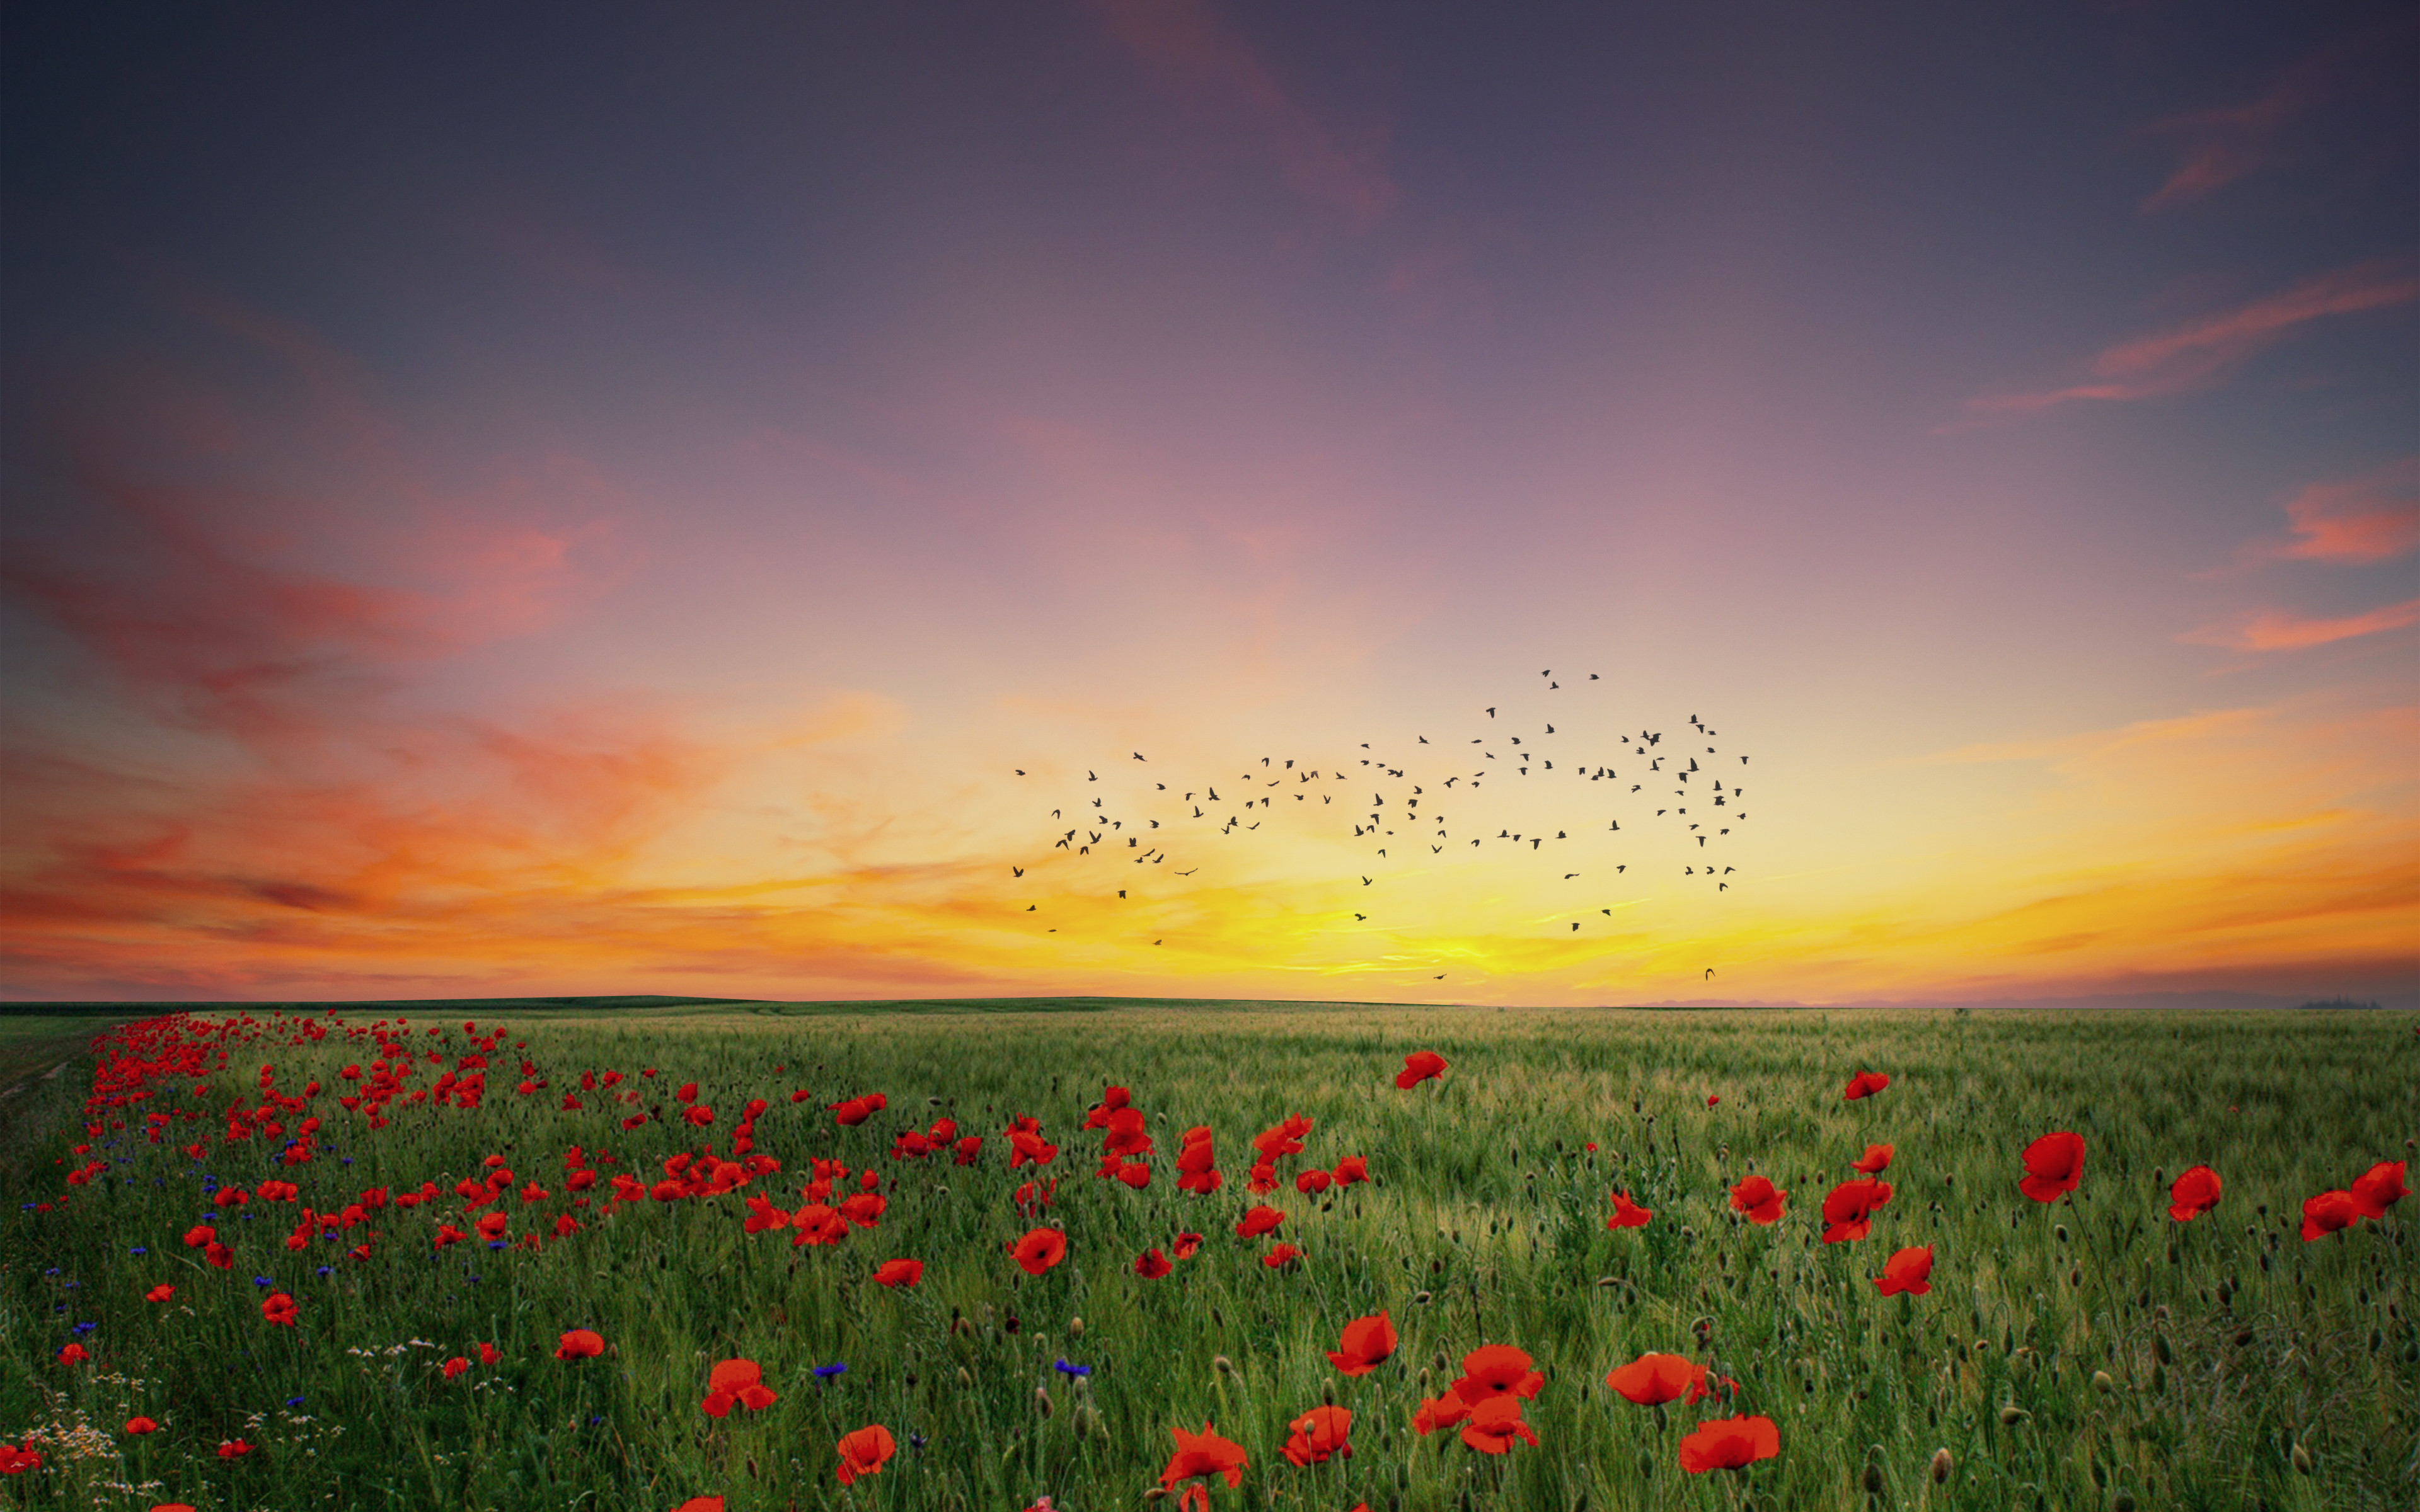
{"left": 3, "top": 3, "right": 2414, "bottom": 1006}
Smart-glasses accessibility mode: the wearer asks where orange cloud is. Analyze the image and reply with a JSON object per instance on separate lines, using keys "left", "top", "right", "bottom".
{"left": 2230, "top": 457, "right": 2420, "bottom": 570}
{"left": 1095, "top": 0, "right": 1397, "bottom": 227}
{"left": 1968, "top": 261, "right": 2420, "bottom": 416}
{"left": 2179, "top": 597, "right": 2420, "bottom": 652}
{"left": 2138, "top": 69, "right": 2315, "bottom": 212}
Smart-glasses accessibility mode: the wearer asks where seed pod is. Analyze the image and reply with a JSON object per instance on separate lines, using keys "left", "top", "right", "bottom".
{"left": 1860, "top": 1462, "right": 1885, "bottom": 1494}
{"left": 1213, "top": 1354, "right": 1233, "bottom": 1376}
{"left": 1930, "top": 1448, "right": 1953, "bottom": 1484}
{"left": 1412, "top": 1290, "right": 1433, "bottom": 1305}
{"left": 1069, "top": 1316, "right": 1085, "bottom": 1339}
{"left": 1321, "top": 1377, "right": 1336, "bottom": 1405}
{"left": 1034, "top": 1387, "right": 1053, "bottom": 1418}
{"left": 2092, "top": 1370, "right": 2114, "bottom": 1393}
{"left": 2054, "top": 1225, "right": 2069, "bottom": 1244}
{"left": 1998, "top": 1405, "right": 2029, "bottom": 1426}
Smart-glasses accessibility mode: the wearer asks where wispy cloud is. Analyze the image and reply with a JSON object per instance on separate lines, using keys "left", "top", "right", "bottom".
{"left": 1095, "top": 0, "right": 1397, "bottom": 227}
{"left": 2207, "top": 457, "right": 2420, "bottom": 573}
{"left": 2138, "top": 67, "right": 2319, "bottom": 212}
{"left": 2179, "top": 597, "right": 2420, "bottom": 652}
{"left": 1967, "top": 261, "right": 2420, "bottom": 417}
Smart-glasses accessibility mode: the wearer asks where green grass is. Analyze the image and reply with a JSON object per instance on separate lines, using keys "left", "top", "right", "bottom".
{"left": 1, "top": 1001, "right": 2412, "bottom": 1511}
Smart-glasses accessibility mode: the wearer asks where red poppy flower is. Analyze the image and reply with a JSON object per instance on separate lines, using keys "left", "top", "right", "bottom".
{"left": 1676, "top": 1414, "right": 1780, "bottom": 1473}
{"left": 1281, "top": 1404, "right": 1352, "bottom": 1466}
{"left": 1011, "top": 1227, "right": 1068, "bottom": 1275}
{"left": 1262, "top": 1242, "right": 1302, "bottom": 1268}
{"left": 1325, "top": 1312, "right": 1397, "bottom": 1375}
{"left": 2167, "top": 1166, "right": 2221, "bottom": 1222}
{"left": 2351, "top": 1160, "right": 2408, "bottom": 1219}
{"left": 479, "top": 1341, "right": 500, "bottom": 1365}
{"left": 671, "top": 1499, "right": 724, "bottom": 1512}
{"left": 1236, "top": 1205, "right": 1285, "bottom": 1239}
{"left": 1395, "top": 1050, "right": 1448, "bottom": 1089}
{"left": 683, "top": 1106, "right": 715, "bottom": 1128}
{"left": 57, "top": 1343, "right": 88, "bottom": 1365}
{"left": 676, "top": 1082, "right": 699, "bottom": 1104}
{"left": 1453, "top": 1344, "right": 1544, "bottom": 1403}
{"left": 701, "top": 1358, "right": 778, "bottom": 1417}
{"left": 1819, "top": 1178, "right": 1894, "bottom": 1244}
{"left": 792, "top": 1204, "right": 850, "bottom": 1247}
{"left": 2300, "top": 1189, "right": 2360, "bottom": 1240}
{"left": 144, "top": 1282, "right": 175, "bottom": 1304}
{"left": 442, "top": 1357, "right": 469, "bottom": 1379}
{"left": 1606, "top": 1189, "right": 1653, "bottom": 1228}
{"left": 1728, "top": 1175, "right": 1787, "bottom": 1225}
{"left": 260, "top": 1292, "right": 298, "bottom": 1326}
{"left": 216, "top": 1440, "right": 253, "bottom": 1458}
{"left": 872, "top": 1258, "right": 922, "bottom": 1288}
{"left": 1873, "top": 1245, "right": 1934, "bottom": 1296}
{"left": 835, "top": 1424, "right": 895, "bottom": 1485}
{"left": 1134, "top": 1247, "right": 1173, "bottom": 1278}
{"left": 1851, "top": 1143, "right": 1894, "bottom": 1174}
{"left": 2019, "top": 1131, "right": 2085, "bottom": 1202}
{"left": 1332, "top": 1154, "right": 1369, "bottom": 1185}
{"left": 0, "top": 1443, "right": 42, "bottom": 1474}
{"left": 1160, "top": 1420, "right": 1250, "bottom": 1499}
{"left": 1705, "top": 1094, "right": 1720, "bottom": 1108}
{"left": 1605, "top": 1352, "right": 1711, "bottom": 1406}
{"left": 1294, "top": 1169, "right": 1332, "bottom": 1194}
{"left": 1172, "top": 1231, "right": 1203, "bottom": 1260}
{"left": 476, "top": 1213, "right": 510, "bottom": 1242}
{"left": 125, "top": 1416, "right": 159, "bottom": 1435}
{"left": 1842, "top": 1070, "right": 1890, "bottom": 1101}
{"left": 1412, "top": 1392, "right": 1470, "bottom": 1435}
{"left": 555, "top": 1329, "right": 606, "bottom": 1360}
{"left": 1458, "top": 1396, "right": 1540, "bottom": 1455}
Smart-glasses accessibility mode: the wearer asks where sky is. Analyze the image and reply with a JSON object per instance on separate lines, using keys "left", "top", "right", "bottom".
{"left": 2, "top": 1, "right": 2414, "bottom": 1007}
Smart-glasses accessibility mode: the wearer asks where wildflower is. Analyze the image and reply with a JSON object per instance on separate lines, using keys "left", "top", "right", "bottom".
{"left": 1850, "top": 1143, "right": 1894, "bottom": 1174}
{"left": 217, "top": 1439, "right": 253, "bottom": 1458}
{"left": 1819, "top": 1177, "right": 1894, "bottom": 1244}
{"left": 814, "top": 1362, "right": 848, "bottom": 1380}
{"left": 1053, "top": 1358, "right": 1092, "bottom": 1378}
{"left": 872, "top": 1258, "right": 923, "bottom": 1288}
{"left": 1282, "top": 1404, "right": 1352, "bottom": 1465}
{"left": 1324, "top": 1312, "right": 1397, "bottom": 1375}
{"left": 146, "top": 1284, "right": 175, "bottom": 1303}
{"left": 1394, "top": 1050, "right": 1448, "bottom": 1089}
{"left": 1729, "top": 1174, "right": 1787, "bottom": 1225}
{"left": 1606, "top": 1189, "right": 1653, "bottom": 1228}
{"left": 2300, "top": 1189, "right": 2360, "bottom": 1240}
{"left": 701, "top": 1359, "right": 778, "bottom": 1417}
{"left": 2168, "top": 1166, "right": 2222, "bottom": 1222}
{"left": 2351, "top": 1160, "right": 2407, "bottom": 1218}
{"left": 1676, "top": 1414, "right": 1780, "bottom": 1472}
{"left": 1842, "top": 1069, "right": 1890, "bottom": 1101}
{"left": 835, "top": 1424, "right": 895, "bottom": 1485}
{"left": 1873, "top": 1245, "right": 1935, "bottom": 1296}
{"left": 1454, "top": 1344, "right": 1544, "bottom": 1403}
{"left": 1134, "top": 1247, "right": 1173, "bottom": 1278}
{"left": 2019, "top": 1132, "right": 2086, "bottom": 1202}
{"left": 442, "top": 1357, "right": 470, "bottom": 1378}
{"left": 125, "top": 1416, "right": 159, "bottom": 1435}
{"left": 57, "top": 1342, "right": 88, "bottom": 1365}
{"left": 1159, "top": 1420, "right": 1249, "bottom": 1510}
{"left": 1235, "top": 1205, "right": 1285, "bottom": 1239}
{"left": 1011, "top": 1227, "right": 1067, "bottom": 1275}
{"left": 555, "top": 1329, "right": 606, "bottom": 1360}
{"left": 1605, "top": 1352, "right": 1712, "bottom": 1405}
{"left": 1261, "top": 1242, "right": 1301, "bottom": 1268}
{"left": 261, "top": 1292, "right": 299, "bottom": 1326}
{"left": 1458, "top": 1395, "right": 1538, "bottom": 1455}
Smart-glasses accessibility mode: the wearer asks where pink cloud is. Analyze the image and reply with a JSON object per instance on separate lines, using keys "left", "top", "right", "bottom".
{"left": 2206, "top": 457, "right": 2420, "bottom": 575}
{"left": 2138, "top": 69, "right": 2317, "bottom": 212}
{"left": 1969, "top": 261, "right": 2420, "bottom": 416}
{"left": 2180, "top": 596, "right": 2420, "bottom": 652}
{"left": 1095, "top": 0, "right": 1397, "bottom": 227}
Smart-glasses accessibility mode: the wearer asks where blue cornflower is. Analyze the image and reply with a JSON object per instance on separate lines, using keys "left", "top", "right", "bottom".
{"left": 1054, "top": 1358, "right": 1091, "bottom": 1378}
{"left": 813, "top": 1362, "right": 848, "bottom": 1380}
{"left": 487, "top": 1240, "right": 507, "bottom": 1250}
{"left": 253, "top": 1276, "right": 275, "bottom": 1288}
{"left": 315, "top": 1266, "right": 333, "bottom": 1277}
{"left": 285, "top": 1395, "right": 305, "bottom": 1408}
{"left": 72, "top": 1320, "right": 98, "bottom": 1335}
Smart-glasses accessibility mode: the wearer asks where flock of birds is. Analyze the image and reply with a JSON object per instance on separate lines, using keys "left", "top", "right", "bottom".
{"left": 1006, "top": 672, "right": 1755, "bottom": 966}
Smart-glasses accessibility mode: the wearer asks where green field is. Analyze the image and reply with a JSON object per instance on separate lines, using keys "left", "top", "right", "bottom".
{"left": 1, "top": 1000, "right": 2411, "bottom": 1511}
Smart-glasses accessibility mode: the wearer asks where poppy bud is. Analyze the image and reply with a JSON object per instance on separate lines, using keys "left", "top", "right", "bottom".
{"left": 1411, "top": 1290, "right": 1432, "bottom": 1305}
{"left": 2054, "top": 1224, "right": 2068, "bottom": 1244}
{"left": 1034, "top": 1387, "right": 1053, "bottom": 1418}
{"left": 2152, "top": 1334, "right": 2171, "bottom": 1364}
{"left": 956, "top": 1367, "right": 972, "bottom": 1389}
{"left": 1069, "top": 1316, "right": 1084, "bottom": 1339}
{"left": 1213, "top": 1354, "right": 1233, "bottom": 1375}
{"left": 2112, "top": 1492, "right": 2136, "bottom": 1512}
{"left": 1860, "top": 1462, "right": 1884, "bottom": 1494}
{"left": 1321, "top": 1378, "right": 1335, "bottom": 1406}
{"left": 1998, "top": 1405, "right": 2029, "bottom": 1425}
{"left": 1930, "top": 1448, "right": 1953, "bottom": 1484}
{"left": 2151, "top": 1363, "right": 2166, "bottom": 1394}
{"left": 2291, "top": 1440, "right": 2313, "bottom": 1475}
